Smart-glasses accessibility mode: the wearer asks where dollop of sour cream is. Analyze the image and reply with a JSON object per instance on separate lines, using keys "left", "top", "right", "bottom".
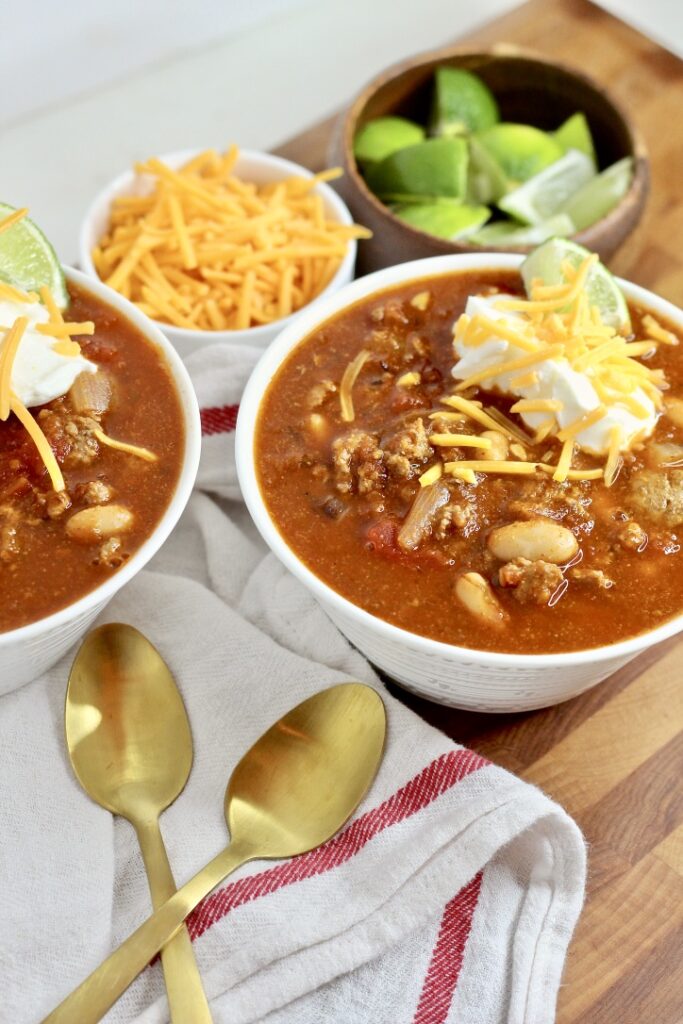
{"left": 452, "top": 294, "right": 657, "bottom": 456}
{"left": 0, "top": 296, "right": 96, "bottom": 408}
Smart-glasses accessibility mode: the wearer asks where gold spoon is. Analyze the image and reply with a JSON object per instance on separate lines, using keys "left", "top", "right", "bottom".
{"left": 65, "top": 623, "right": 212, "bottom": 1023}
{"left": 46, "top": 681, "right": 386, "bottom": 1024}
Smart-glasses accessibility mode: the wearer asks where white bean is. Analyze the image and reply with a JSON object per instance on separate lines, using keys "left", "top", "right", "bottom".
{"left": 66, "top": 504, "right": 133, "bottom": 544}
{"left": 487, "top": 519, "right": 578, "bottom": 564}
{"left": 476, "top": 430, "right": 508, "bottom": 462}
{"left": 455, "top": 572, "right": 508, "bottom": 626}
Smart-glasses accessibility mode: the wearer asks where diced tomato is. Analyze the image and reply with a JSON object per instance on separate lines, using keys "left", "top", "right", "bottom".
{"left": 365, "top": 518, "right": 398, "bottom": 553}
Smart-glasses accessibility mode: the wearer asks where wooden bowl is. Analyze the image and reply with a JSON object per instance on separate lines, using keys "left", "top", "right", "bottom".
{"left": 329, "top": 45, "right": 649, "bottom": 274}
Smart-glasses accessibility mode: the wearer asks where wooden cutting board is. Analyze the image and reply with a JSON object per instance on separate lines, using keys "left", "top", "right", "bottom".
{"left": 274, "top": 1, "right": 683, "bottom": 1021}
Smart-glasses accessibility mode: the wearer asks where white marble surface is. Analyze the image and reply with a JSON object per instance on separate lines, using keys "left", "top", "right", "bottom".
{"left": 2, "top": 0, "right": 680, "bottom": 263}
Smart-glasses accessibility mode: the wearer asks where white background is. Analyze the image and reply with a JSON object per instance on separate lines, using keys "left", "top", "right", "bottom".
{"left": 2, "top": 0, "right": 681, "bottom": 261}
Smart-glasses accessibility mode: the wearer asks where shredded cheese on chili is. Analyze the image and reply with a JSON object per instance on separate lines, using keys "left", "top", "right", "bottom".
{"left": 449, "top": 254, "right": 673, "bottom": 485}
{"left": 339, "top": 350, "right": 370, "bottom": 423}
{"left": 93, "top": 428, "right": 157, "bottom": 462}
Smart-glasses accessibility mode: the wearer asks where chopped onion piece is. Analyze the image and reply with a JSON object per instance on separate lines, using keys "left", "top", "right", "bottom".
{"left": 397, "top": 479, "right": 450, "bottom": 551}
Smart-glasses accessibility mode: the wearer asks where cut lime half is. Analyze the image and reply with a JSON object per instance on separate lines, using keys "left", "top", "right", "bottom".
{"left": 554, "top": 112, "right": 596, "bottom": 162}
{"left": 560, "top": 156, "right": 633, "bottom": 231}
{"left": 521, "top": 238, "right": 630, "bottom": 331}
{"left": 474, "top": 123, "right": 563, "bottom": 184}
{"left": 467, "top": 213, "right": 575, "bottom": 247}
{"left": 498, "top": 149, "right": 596, "bottom": 225}
{"left": 429, "top": 66, "right": 499, "bottom": 136}
{"left": 354, "top": 117, "right": 425, "bottom": 167}
{"left": 366, "top": 137, "right": 468, "bottom": 200}
{"left": 394, "top": 202, "right": 489, "bottom": 239}
{"left": 0, "top": 204, "right": 67, "bottom": 309}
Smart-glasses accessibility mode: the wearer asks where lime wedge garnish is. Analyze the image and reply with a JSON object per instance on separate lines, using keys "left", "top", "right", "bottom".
{"left": 354, "top": 116, "right": 425, "bottom": 167}
{"left": 521, "top": 238, "right": 630, "bottom": 331}
{"left": 467, "top": 213, "right": 575, "bottom": 247}
{"left": 554, "top": 112, "right": 596, "bottom": 162}
{"left": 475, "top": 123, "right": 563, "bottom": 184}
{"left": 467, "top": 136, "right": 511, "bottom": 203}
{"left": 366, "top": 138, "right": 468, "bottom": 200}
{"left": 429, "top": 66, "right": 499, "bottom": 136}
{"left": 560, "top": 156, "right": 633, "bottom": 231}
{"left": 498, "top": 149, "right": 596, "bottom": 225}
{"left": 394, "top": 202, "right": 489, "bottom": 239}
{"left": 0, "top": 204, "right": 67, "bottom": 308}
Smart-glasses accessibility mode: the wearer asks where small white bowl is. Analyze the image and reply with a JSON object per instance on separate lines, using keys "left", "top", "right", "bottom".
{"left": 236, "top": 253, "right": 683, "bottom": 712}
{"left": 0, "top": 266, "right": 201, "bottom": 695}
{"left": 79, "top": 149, "right": 358, "bottom": 360}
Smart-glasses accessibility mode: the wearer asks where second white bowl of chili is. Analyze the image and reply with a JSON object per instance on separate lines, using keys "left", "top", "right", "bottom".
{"left": 0, "top": 266, "right": 201, "bottom": 694}
{"left": 237, "top": 253, "right": 683, "bottom": 711}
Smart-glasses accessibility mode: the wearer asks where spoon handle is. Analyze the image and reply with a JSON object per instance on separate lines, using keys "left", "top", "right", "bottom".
{"left": 135, "top": 819, "right": 214, "bottom": 1024}
{"left": 42, "top": 844, "right": 250, "bottom": 1024}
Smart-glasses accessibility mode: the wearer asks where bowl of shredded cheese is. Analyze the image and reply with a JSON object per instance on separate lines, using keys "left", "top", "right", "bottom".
{"left": 79, "top": 147, "right": 370, "bottom": 358}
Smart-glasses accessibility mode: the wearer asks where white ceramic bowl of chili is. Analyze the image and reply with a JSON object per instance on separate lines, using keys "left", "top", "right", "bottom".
{"left": 0, "top": 266, "right": 201, "bottom": 695}
{"left": 236, "top": 252, "right": 683, "bottom": 712}
{"left": 78, "top": 149, "right": 358, "bottom": 361}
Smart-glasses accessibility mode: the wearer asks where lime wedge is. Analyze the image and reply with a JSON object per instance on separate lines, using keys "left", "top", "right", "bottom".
{"left": 429, "top": 66, "right": 499, "bottom": 136}
{"left": 467, "top": 136, "right": 511, "bottom": 204}
{"left": 554, "top": 112, "right": 596, "bottom": 161}
{"left": 521, "top": 238, "right": 630, "bottom": 331}
{"left": 467, "top": 213, "right": 575, "bottom": 247}
{"left": 0, "top": 204, "right": 67, "bottom": 308}
{"left": 366, "top": 138, "right": 468, "bottom": 200}
{"left": 354, "top": 116, "right": 425, "bottom": 167}
{"left": 394, "top": 202, "right": 490, "bottom": 239}
{"left": 498, "top": 149, "right": 596, "bottom": 225}
{"left": 560, "top": 156, "right": 633, "bottom": 231}
{"left": 475, "top": 124, "right": 563, "bottom": 184}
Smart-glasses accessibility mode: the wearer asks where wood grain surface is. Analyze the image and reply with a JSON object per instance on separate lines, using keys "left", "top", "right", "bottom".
{"left": 275, "top": 1, "right": 683, "bottom": 1021}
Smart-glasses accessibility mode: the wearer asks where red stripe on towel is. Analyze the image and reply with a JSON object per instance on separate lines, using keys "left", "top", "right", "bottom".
{"left": 187, "top": 748, "right": 488, "bottom": 942}
{"left": 200, "top": 404, "right": 239, "bottom": 436}
{"left": 412, "top": 871, "right": 484, "bottom": 1024}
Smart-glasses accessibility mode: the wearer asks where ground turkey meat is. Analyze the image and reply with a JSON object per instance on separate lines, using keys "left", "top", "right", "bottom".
{"left": 498, "top": 558, "right": 564, "bottom": 605}
{"left": 616, "top": 520, "right": 648, "bottom": 551}
{"left": 434, "top": 502, "right": 472, "bottom": 540}
{"left": 332, "top": 430, "right": 384, "bottom": 495}
{"left": 384, "top": 418, "right": 433, "bottom": 480}
{"left": 630, "top": 470, "right": 683, "bottom": 526}
{"left": 570, "top": 566, "right": 614, "bottom": 589}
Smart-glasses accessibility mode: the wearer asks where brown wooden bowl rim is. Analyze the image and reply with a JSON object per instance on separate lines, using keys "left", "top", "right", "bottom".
{"left": 340, "top": 42, "right": 650, "bottom": 254}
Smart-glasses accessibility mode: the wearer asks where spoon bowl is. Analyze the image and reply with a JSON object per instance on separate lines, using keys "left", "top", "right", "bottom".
{"left": 66, "top": 623, "right": 193, "bottom": 819}
{"left": 225, "top": 682, "right": 387, "bottom": 858}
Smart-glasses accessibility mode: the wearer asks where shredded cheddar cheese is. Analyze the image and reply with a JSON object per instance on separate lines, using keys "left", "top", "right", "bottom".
{"left": 396, "top": 371, "right": 420, "bottom": 388}
{"left": 0, "top": 207, "right": 29, "bottom": 236}
{"left": 448, "top": 254, "right": 673, "bottom": 483}
{"left": 93, "top": 428, "right": 157, "bottom": 462}
{"left": 92, "top": 147, "right": 371, "bottom": 332}
{"left": 10, "top": 393, "right": 64, "bottom": 492}
{"left": 643, "top": 314, "right": 678, "bottom": 346}
{"left": 429, "top": 433, "right": 492, "bottom": 448}
{"left": 445, "top": 460, "right": 539, "bottom": 476}
{"left": 0, "top": 317, "right": 28, "bottom": 420}
{"left": 553, "top": 439, "right": 575, "bottom": 482}
{"left": 419, "top": 462, "right": 443, "bottom": 486}
{"left": 440, "top": 396, "right": 513, "bottom": 437}
{"left": 340, "top": 350, "right": 370, "bottom": 423}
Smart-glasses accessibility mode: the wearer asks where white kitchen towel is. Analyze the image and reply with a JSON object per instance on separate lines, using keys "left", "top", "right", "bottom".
{"left": 0, "top": 340, "right": 586, "bottom": 1024}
